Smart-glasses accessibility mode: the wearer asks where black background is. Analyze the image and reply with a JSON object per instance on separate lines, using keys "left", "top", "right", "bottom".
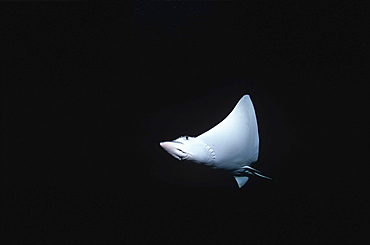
{"left": 2, "top": 2, "right": 368, "bottom": 244}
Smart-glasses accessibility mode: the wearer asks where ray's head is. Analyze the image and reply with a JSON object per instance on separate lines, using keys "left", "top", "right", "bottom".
{"left": 159, "top": 136, "right": 191, "bottom": 161}
{"left": 159, "top": 136, "right": 214, "bottom": 164}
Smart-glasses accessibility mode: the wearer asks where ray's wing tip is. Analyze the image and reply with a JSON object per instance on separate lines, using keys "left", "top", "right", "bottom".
{"left": 241, "top": 94, "right": 251, "bottom": 101}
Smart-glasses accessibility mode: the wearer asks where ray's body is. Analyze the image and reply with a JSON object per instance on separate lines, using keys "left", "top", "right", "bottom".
{"left": 160, "top": 95, "right": 272, "bottom": 188}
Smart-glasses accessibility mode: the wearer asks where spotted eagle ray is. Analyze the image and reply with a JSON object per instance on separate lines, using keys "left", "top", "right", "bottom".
{"left": 160, "top": 95, "right": 273, "bottom": 188}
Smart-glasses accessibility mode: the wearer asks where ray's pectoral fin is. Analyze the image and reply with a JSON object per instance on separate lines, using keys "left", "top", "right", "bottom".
{"left": 233, "top": 176, "right": 250, "bottom": 188}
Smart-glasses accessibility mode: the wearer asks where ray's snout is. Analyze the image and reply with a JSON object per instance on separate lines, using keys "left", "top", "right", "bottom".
{"left": 159, "top": 141, "right": 169, "bottom": 149}
{"left": 159, "top": 141, "right": 174, "bottom": 152}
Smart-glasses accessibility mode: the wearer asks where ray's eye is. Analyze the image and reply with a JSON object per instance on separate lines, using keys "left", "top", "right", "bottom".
{"left": 185, "top": 136, "right": 189, "bottom": 140}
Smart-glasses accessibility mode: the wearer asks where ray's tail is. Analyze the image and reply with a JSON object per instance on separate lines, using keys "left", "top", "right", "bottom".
{"left": 233, "top": 166, "right": 275, "bottom": 188}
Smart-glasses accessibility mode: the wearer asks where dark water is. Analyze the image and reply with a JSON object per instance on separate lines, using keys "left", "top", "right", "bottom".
{"left": 2, "top": 2, "right": 367, "bottom": 244}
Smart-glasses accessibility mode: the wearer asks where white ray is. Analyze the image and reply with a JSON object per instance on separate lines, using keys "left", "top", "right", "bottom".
{"left": 160, "top": 95, "right": 271, "bottom": 188}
